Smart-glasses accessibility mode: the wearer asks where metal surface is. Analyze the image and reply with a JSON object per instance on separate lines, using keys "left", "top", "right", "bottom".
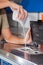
{"left": 0, "top": 49, "right": 37, "bottom": 65}
{"left": 11, "top": 46, "right": 43, "bottom": 65}
{"left": 15, "top": 46, "right": 43, "bottom": 55}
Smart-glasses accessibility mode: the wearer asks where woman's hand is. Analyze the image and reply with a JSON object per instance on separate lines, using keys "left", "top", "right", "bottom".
{"left": 9, "top": 1, "right": 28, "bottom": 20}
{"left": 24, "top": 28, "right": 32, "bottom": 44}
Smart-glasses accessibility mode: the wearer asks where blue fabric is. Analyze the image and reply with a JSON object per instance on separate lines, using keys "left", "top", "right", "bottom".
{"left": 6, "top": 2, "right": 21, "bottom": 13}
{"left": 0, "top": 59, "right": 12, "bottom": 65}
{"left": 5, "top": 7, "right": 12, "bottom": 13}
{"left": 6, "top": 0, "right": 43, "bottom": 13}
{"left": 21, "top": 0, "right": 43, "bottom": 12}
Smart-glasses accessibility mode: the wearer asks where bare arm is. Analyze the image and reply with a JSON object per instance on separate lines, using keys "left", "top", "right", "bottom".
{"left": 2, "top": 28, "right": 32, "bottom": 44}
{"left": 0, "top": 0, "right": 32, "bottom": 44}
{"left": 0, "top": 1, "right": 10, "bottom": 9}
{"left": 0, "top": 0, "right": 20, "bottom": 10}
{"left": 2, "top": 28, "right": 24, "bottom": 44}
{"left": 0, "top": 0, "right": 27, "bottom": 20}
{"left": 0, "top": 35, "right": 2, "bottom": 40}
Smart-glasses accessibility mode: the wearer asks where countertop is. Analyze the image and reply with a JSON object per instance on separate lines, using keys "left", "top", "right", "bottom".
{"left": 0, "top": 43, "right": 43, "bottom": 65}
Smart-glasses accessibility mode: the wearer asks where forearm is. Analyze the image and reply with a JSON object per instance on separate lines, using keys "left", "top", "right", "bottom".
{"left": 6, "top": 33, "right": 32, "bottom": 44}
{"left": 0, "top": 35, "right": 2, "bottom": 40}
{"left": 0, "top": 1, "right": 10, "bottom": 9}
{"left": 0, "top": 0, "right": 19, "bottom": 10}
{"left": 6, "top": 35, "right": 24, "bottom": 44}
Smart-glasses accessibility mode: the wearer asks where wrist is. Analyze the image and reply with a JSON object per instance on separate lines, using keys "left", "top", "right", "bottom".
{"left": 8, "top": 1, "right": 21, "bottom": 11}
{"left": 7, "top": 1, "right": 11, "bottom": 7}
{"left": 20, "top": 38, "right": 25, "bottom": 44}
{"left": 23, "top": 38, "right": 25, "bottom": 44}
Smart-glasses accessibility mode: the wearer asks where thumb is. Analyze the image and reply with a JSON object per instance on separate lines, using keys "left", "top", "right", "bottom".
{"left": 26, "top": 28, "right": 30, "bottom": 36}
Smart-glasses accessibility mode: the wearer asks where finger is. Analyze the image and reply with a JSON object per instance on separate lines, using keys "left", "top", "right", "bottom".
{"left": 18, "top": 7, "right": 25, "bottom": 20}
{"left": 25, "top": 29, "right": 30, "bottom": 41}
{"left": 24, "top": 9, "right": 28, "bottom": 19}
{"left": 20, "top": 8, "right": 25, "bottom": 20}
{"left": 19, "top": 10, "right": 24, "bottom": 20}
{"left": 18, "top": 6, "right": 20, "bottom": 18}
{"left": 26, "top": 28, "right": 30, "bottom": 36}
